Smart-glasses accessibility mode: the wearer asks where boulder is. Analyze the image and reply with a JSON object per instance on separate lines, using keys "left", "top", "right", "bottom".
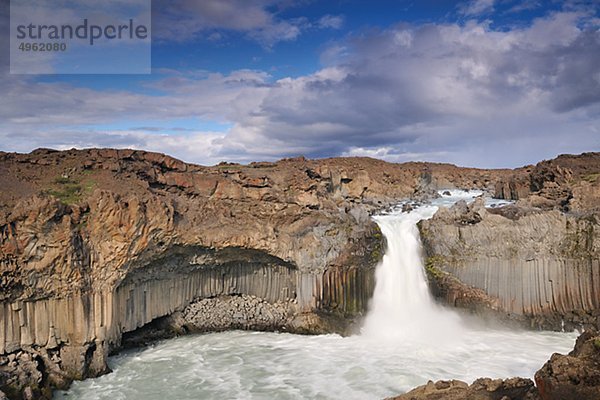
{"left": 535, "top": 328, "right": 600, "bottom": 400}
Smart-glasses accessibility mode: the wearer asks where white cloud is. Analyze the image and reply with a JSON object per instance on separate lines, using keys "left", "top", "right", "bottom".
{"left": 459, "top": 0, "right": 496, "bottom": 16}
{"left": 151, "top": 0, "right": 343, "bottom": 47}
{"left": 393, "top": 30, "right": 413, "bottom": 47}
{"left": 1, "top": 10, "right": 599, "bottom": 168}
{"left": 153, "top": 0, "right": 312, "bottom": 47}
{"left": 317, "top": 15, "right": 344, "bottom": 30}
{"left": 247, "top": 19, "right": 303, "bottom": 47}
{"left": 508, "top": 0, "right": 542, "bottom": 14}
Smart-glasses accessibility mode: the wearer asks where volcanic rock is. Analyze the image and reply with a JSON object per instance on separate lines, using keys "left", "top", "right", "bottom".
{"left": 535, "top": 328, "right": 600, "bottom": 400}
{"left": 0, "top": 149, "right": 598, "bottom": 398}
{"left": 0, "top": 148, "right": 504, "bottom": 398}
{"left": 387, "top": 377, "right": 539, "bottom": 400}
{"left": 420, "top": 188, "right": 600, "bottom": 331}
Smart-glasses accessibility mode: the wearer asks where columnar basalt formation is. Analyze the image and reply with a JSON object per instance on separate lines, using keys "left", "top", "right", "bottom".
{"left": 421, "top": 200, "right": 600, "bottom": 329}
{"left": 420, "top": 153, "right": 600, "bottom": 329}
{"left": 1, "top": 148, "right": 598, "bottom": 398}
{"left": 0, "top": 148, "right": 503, "bottom": 398}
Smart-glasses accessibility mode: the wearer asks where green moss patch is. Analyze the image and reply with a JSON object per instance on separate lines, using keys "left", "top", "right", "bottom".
{"left": 370, "top": 225, "right": 384, "bottom": 264}
{"left": 44, "top": 174, "right": 97, "bottom": 205}
{"left": 425, "top": 255, "right": 446, "bottom": 279}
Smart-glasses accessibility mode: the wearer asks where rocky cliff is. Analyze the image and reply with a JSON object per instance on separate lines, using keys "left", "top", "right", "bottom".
{"left": 2, "top": 148, "right": 598, "bottom": 399}
{"left": 535, "top": 328, "right": 600, "bottom": 400}
{"left": 420, "top": 153, "right": 600, "bottom": 330}
{"left": 0, "top": 148, "right": 502, "bottom": 398}
{"left": 494, "top": 152, "right": 600, "bottom": 212}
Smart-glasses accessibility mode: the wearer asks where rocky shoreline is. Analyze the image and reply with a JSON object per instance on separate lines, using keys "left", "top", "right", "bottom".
{"left": 0, "top": 148, "right": 599, "bottom": 398}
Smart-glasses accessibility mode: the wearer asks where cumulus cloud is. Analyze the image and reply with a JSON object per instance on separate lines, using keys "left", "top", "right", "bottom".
{"left": 216, "top": 11, "right": 599, "bottom": 166}
{"left": 1, "top": 9, "right": 599, "bottom": 167}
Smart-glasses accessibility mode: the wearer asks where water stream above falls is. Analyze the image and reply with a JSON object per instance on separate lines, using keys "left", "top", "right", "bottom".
{"left": 56, "top": 191, "right": 577, "bottom": 400}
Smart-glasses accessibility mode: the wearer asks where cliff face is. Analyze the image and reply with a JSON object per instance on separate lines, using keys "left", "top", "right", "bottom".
{"left": 0, "top": 148, "right": 501, "bottom": 398}
{"left": 420, "top": 153, "right": 600, "bottom": 330}
{"left": 2, "top": 148, "right": 597, "bottom": 398}
{"left": 421, "top": 200, "right": 600, "bottom": 329}
{"left": 535, "top": 328, "right": 600, "bottom": 400}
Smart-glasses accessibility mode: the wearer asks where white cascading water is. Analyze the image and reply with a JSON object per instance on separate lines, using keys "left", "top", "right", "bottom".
{"left": 57, "top": 191, "right": 577, "bottom": 400}
{"left": 361, "top": 204, "right": 463, "bottom": 343}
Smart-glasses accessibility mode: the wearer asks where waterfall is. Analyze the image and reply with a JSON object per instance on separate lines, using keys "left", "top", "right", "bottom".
{"left": 362, "top": 203, "right": 464, "bottom": 343}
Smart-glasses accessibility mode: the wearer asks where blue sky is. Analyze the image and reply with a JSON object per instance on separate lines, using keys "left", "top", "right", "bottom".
{"left": 1, "top": 0, "right": 599, "bottom": 167}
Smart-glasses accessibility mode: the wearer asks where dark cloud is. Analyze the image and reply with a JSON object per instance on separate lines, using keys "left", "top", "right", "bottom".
{"left": 0, "top": 9, "right": 598, "bottom": 167}
{"left": 548, "top": 30, "right": 600, "bottom": 112}
{"left": 219, "top": 11, "right": 599, "bottom": 166}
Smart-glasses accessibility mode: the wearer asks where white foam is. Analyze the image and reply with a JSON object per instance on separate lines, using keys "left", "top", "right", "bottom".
{"left": 56, "top": 329, "right": 576, "bottom": 400}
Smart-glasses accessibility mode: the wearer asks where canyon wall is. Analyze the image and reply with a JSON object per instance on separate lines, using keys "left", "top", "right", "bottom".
{"left": 421, "top": 153, "right": 600, "bottom": 329}
{"left": 1, "top": 148, "right": 597, "bottom": 398}
{"left": 0, "top": 248, "right": 376, "bottom": 397}
{"left": 1, "top": 149, "right": 409, "bottom": 398}
{"left": 420, "top": 196, "right": 600, "bottom": 330}
{"left": 2, "top": 148, "right": 502, "bottom": 398}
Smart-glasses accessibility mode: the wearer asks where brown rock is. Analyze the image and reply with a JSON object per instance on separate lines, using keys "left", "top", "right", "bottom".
{"left": 0, "top": 148, "right": 598, "bottom": 397}
{"left": 569, "top": 181, "right": 600, "bottom": 213}
{"left": 494, "top": 152, "right": 600, "bottom": 211}
{"left": 388, "top": 377, "right": 538, "bottom": 400}
{"left": 535, "top": 328, "right": 600, "bottom": 400}
{"left": 420, "top": 197, "right": 600, "bottom": 331}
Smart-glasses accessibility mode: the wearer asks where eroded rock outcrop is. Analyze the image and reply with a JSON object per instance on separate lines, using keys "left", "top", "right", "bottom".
{"left": 388, "top": 377, "right": 540, "bottom": 400}
{"left": 494, "top": 152, "right": 600, "bottom": 212}
{"left": 403, "top": 154, "right": 600, "bottom": 400}
{"left": 420, "top": 197, "right": 600, "bottom": 330}
{"left": 0, "top": 148, "right": 503, "bottom": 398}
{"left": 535, "top": 328, "right": 600, "bottom": 400}
{"left": 1, "top": 148, "right": 596, "bottom": 398}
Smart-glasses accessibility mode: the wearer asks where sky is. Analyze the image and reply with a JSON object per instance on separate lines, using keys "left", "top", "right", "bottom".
{"left": 0, "top": 0, "right": 599, "bottom": 168}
